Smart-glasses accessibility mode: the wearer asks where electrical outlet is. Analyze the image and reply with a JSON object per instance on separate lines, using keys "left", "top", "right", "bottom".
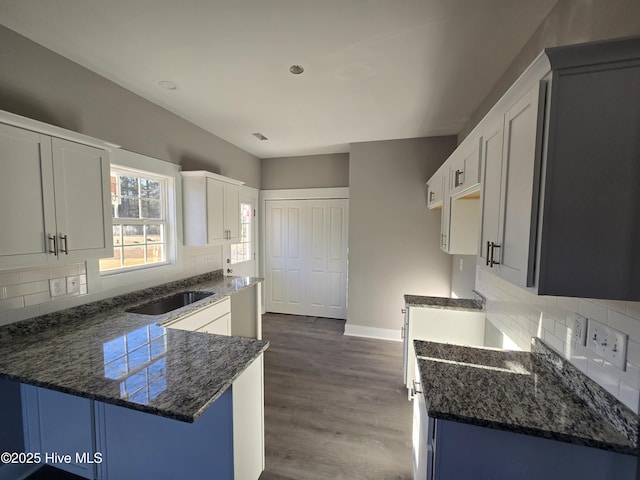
{"left": 571, "top": 314, "right": 587, "bottom": 348}
{"left": 66, "top": 275, "right": 80, "bottom": 294}
{"left": 586, "top": 318, "right": 628, "bottom": 370}
{"left": 49, "top": 277, "right": 66, "bottom": 297}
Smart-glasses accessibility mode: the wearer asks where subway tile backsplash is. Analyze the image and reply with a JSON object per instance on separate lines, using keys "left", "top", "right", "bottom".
{"left": 0, "top": 262, "right": 87, "bottom": 327}
{"left": 477, "top": 269, "right": 640, "bottom": 414}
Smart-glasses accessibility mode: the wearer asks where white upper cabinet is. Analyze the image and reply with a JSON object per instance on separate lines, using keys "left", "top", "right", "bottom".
{"left": 479, "top": 82, "right": 545, "bottom": 287}
{"left": 0, "top": 121, "right": 112, "bottom": 270}
{"left": 426, "top": 167, "right": 444, "bottom": 209}
{"left": 449, "top": 138, "right": 481, "bottom": 197}
{"left": 182, "top": 171, "right": 244, "bottom": 246}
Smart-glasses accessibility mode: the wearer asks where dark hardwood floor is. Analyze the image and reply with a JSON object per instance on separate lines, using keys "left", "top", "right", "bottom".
{"left": 258, "top": 313, "right": 412, "bottom": 480}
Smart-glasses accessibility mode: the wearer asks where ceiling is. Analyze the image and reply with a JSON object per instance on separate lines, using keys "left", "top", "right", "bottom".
{"left": 0, "top": 0, "right": 559, "bottom": 158}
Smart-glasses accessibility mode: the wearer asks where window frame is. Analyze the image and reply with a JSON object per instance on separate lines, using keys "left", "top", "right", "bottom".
{"left": 100, "top": 165, "right": 171, "bottom": 274}
{"left": 94, "top": 150, "right": 182, "bottom": 290}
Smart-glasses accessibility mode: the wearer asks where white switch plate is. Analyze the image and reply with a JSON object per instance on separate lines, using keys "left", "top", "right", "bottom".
{"left": 586, "top": 318, "right": 627, "bottom": 371}
{"left": 49, "top": 277, "right": 66, "bottom": 297}
{"left": 66, "top": 275, "right": 80, "bottom": 294}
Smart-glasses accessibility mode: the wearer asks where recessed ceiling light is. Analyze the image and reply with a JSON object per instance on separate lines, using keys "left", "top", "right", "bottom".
{"left": 158, "top": 80, "right": 177, "bottom": 90}
{"left": 252, "top": 132, "right": 268, "bottom": 141}
{"left": 289, "top": 65, "right": 304, "bottom": 75}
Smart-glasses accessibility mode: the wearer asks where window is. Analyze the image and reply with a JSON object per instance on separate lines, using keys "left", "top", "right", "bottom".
{"left": 100, "top": 166, "right": 169, "bottom": 273}
{"left": 230, "top": 203, "right": 252, "bottom": 264}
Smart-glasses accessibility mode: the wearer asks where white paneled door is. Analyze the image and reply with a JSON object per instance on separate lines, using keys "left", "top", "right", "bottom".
{"left": 265, "top": 199, "right": 348, "bottom": 319}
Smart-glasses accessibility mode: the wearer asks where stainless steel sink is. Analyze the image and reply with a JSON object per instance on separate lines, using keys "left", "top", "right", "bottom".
{"left": 126, "top": 291, "right": 214, "bottom": 315}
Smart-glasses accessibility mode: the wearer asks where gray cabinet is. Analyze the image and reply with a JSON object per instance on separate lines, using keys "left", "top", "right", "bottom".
{"left": 477, "top": 37, "right": 640, "bottom": 300}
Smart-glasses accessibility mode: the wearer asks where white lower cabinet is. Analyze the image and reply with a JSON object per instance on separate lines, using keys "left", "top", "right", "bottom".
{"left": 403, "top": 306, "right": 485, "bottom": 397}
{"left": 163, "top": 297, "right": 231, "bottom": 335}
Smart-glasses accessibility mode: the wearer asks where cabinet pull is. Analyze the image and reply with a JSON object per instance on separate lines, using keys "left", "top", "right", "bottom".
{"left": 413, "top": 380, "right": 423, "bottom": 395}
{"left": 429, "top": 191, "right": 434, "bottom": 202}
{"left": 489, "top": 242, "right": 501, "bottom": 267}
{"left": 454, "top": 169, "right": 464, "bottom": 187}
{"left": 486, "top": 241, "right": 491, "bottom": 266}
{"left": 48, "top": 234, "right": 58, "bottom": 256}
{"left": 59, "top": 234, "right": 69, "bottom": 255}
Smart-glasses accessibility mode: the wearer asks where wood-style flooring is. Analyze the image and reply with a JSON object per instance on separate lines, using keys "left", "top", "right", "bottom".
{"left": 258, "top": 313, "right": 412, "bottom": 480}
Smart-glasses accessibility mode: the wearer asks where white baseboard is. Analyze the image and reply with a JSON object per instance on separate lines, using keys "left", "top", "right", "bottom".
{"left": 343, "top": 323, "right": 402, "bottom": 342}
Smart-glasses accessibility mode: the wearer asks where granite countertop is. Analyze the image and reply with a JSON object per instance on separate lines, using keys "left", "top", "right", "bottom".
{"left": 0, "top": 272, "right": 268, "bottom": 423}
{"left": 414, "top": 339, "right": 637, "bottom": 455}
{"left": 404, "top": 294, "right": 483, "bottom": 312}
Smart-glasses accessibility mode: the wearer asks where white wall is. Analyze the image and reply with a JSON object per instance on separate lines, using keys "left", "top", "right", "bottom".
{"left": 346, "top": 137, "right": 455, "bottom": 339}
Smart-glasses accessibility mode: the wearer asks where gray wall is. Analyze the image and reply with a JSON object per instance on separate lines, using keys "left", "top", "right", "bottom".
{"left": 347, "top": 137, "right": 456, "bottom": 332}
{"left": 261, "top": 153, "right": 349, "bottom": 190}
{"left": 459, "top": 0, "right": 640, "bottom": 141}
{"left": 450, "top": 254, "right": 477, "bottom": 299}
{"left": 0, "top": 25, "right": 260, "bottom": 187}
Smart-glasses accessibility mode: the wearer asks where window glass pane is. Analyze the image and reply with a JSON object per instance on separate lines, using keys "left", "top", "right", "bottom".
{"left": 146, "top": 245, "right": 164, "bottom": 264}
{"left": 145, "top": 224, "right": 164, "bottom": 243}
{"left": 119, "top": 175, "right": 139, "bottom": 197}
{"left": 140, "top": 178, "right": 161, "bottom": 199}
{"left": 122, "top": 225, "right": 144, "bottom": 246}
{"left": 99, "top": 247, "right": 122, "bottom": 271}
{"left": 123, "top": 245, "right": 145, "bottom": 266}
{"left": 141, "top": 199, "right": 162, "bottom": 219}
{"left": 112, "top": 225, "right": 122, "bottom": 246}
{"left": 116, "top": 197, "right": 140, "bottom": 219}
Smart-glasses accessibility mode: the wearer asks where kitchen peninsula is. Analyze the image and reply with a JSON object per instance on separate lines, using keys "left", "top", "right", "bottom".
{"left": 0, "top": 272, "right": 267, "bottom": 480}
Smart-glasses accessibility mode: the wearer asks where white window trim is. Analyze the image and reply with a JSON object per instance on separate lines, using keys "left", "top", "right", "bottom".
{"left": 92, "top": 149, "right": 183, "bottom": 293}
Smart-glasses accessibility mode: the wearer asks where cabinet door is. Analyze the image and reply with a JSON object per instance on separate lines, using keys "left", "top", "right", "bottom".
{"left": 51, "top": 138, "right": 112, "bottom": 260}
{"left": 0, "top": 124, "right": 56, "bottom": 269}
{"left": 22, "top": 385, "right": 95, "bottom": 479}
{"left": 206, "top": 178, "right": 225, "bottom": 242}
{"left": 224, "top": 182, "right": 240, "bottom": 240}
{"left": 426, "top": 170, "right": 443, "bottom": 209}
{"left": 478, "top": 118, "right": 505, "bottom": 267}
{"left": 496, "top": 83, "right": 545, "bottom": 287}
{"left": 449, "top": 139, "right": 481, "bottom": 197}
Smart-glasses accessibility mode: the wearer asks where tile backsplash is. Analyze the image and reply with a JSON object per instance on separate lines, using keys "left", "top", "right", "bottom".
{"left": 476, "top": 268, "right": 640, "bottom": 413}
{"left": 0, "top": 263, "right": 88, "bottom": 326}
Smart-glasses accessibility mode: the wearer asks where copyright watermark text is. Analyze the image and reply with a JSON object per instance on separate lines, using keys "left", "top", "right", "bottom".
{"left": 1, "top": 451, "right": 103, "bottom": 465}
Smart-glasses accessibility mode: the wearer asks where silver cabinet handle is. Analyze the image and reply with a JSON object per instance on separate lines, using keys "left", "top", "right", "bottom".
{"left": 59, "top": 234, "right": 69, "bottom": 255}
{"left": 48, "top": 234, "right": 58, "bottom": 256}
{"left": 489, "top": 242, "right": 501, "bottom": 267}
{"left": 413, "top": 380, "right": 423, "bottom": 395}
{"left": 454, "top": 169, "right": 464, "bottom": 187}
{"left": 486, "top": 241, "right": 491, "bottom": 266}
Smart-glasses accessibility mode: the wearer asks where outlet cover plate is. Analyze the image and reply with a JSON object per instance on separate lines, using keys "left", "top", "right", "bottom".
{"left": 66, "top": 275, "right": 80, "bottom": 294}
{"left": 49, "top": 277, "right": 66, "bottom": 297}
{"left": 586, "top": 318, "right": 627, "bottom": 370}
{"left": 571, "top": 314, "right": 587, "bottom": 348}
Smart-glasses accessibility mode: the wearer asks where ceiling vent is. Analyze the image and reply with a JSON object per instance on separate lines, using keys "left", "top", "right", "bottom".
{"left": 252, "top": 132, "right": 268, "bottom": 141}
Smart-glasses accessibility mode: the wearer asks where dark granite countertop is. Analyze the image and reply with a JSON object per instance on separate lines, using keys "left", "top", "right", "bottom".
{"left": 404, "top": 294, "right": 483, "bottom": 312}
{"left": 0, "top": 272, "right": 268, "bottom": 423}
{"left": 413, "top": 340, "right": 637, "bottom": 455}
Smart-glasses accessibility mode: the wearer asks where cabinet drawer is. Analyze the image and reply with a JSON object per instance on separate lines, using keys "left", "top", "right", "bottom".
{"left": 164, "top": 297, "right": 230, "bottom": 332}
{"left": 197, "top": 313, "right": 230, "bottom": 335}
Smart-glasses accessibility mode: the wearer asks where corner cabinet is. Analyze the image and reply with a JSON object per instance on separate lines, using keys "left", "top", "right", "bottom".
{"left": 182, "top": 171, "right": 244, "bottom": 246}
{"left": 0, "top": 120, "right": 113, "bottom": 270}
{"left": 474, "top": 36, "right": 640, "bottom": 301}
